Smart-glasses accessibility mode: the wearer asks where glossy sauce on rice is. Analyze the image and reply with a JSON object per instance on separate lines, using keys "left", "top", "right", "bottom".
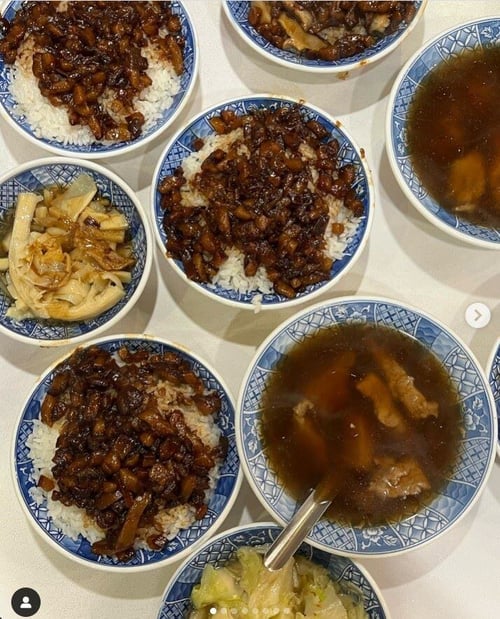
{"left": 159, "top": 104, "right": 364, "bottom": 301}
{"left": 0, "top": 1, "right": 184, "bottom": 145}
{"left": 28, "top": 344, "right": 226, "bottom": 562}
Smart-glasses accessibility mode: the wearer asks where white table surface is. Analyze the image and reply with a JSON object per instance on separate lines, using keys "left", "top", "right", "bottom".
{"left": 1, "top": 1, "right": 499, "bottom": 618}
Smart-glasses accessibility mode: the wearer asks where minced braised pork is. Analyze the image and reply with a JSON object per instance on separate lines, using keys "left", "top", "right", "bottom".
{"left": 248, "top": 1, "right": 417, "bottom": 61}
{"left": 0, "top": 1, "right": 185, "bottom": 141}
{"left": 159, "top": 105, "right": 364, "bottom": 298}
{"left": 39, "top": 344, "right": 226, "bottom": 562}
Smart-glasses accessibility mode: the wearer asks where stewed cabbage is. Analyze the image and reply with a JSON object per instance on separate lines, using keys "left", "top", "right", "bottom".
{"left": 188, "top": 546, "right": 367, "bottom": 619}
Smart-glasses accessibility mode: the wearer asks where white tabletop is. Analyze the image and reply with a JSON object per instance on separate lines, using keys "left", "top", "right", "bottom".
{"left": 1, "top": 1, "right": 499, "bottom": 618}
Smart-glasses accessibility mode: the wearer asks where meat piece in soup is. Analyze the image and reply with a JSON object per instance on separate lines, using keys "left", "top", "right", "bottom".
{"left": 260, "top": 323, "right": 463, "bottom": 526}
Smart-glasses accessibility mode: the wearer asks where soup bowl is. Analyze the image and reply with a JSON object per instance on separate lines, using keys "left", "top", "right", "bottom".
{"left": 157, "top": 523, "right": 390, "bottom": 618}
{"left": 0, "top": 0, "right": 198, "bottom": 159}
{"left": 223, "top": 0, "right": 427, "bottom": 74}
{"left": 151, "top": 94, "right": 373, "bottom": 311}
{"left": 386, "top": 17, "right": 500, "bottom": 249}
{"left": 237, "top": 296, "right": 497, "bottom": 557}
{"left": 12, "top": 334, "right": 242, "bottom": 571}
{"left": 0, "top": 157, "right": 152, "bottom": 347}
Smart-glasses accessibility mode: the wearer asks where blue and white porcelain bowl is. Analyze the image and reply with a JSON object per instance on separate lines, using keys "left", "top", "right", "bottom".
{"left": 386, "top": 17, "right": 500, "bottom": 249}
{"left": 151, "top": 94, "right": 373, "bottom": 311}
{"left": 0, "top": 0, "right": 198, "bottom": 158}
{"left": 0, "top": 158, "right": 153, "bottom": 346}
{"left": 12, "top": 335, "right": 242, "bottom": 572}
{"left": 237, "top": 296, "right": 497, "bottom": 558}
{"left": 157, "top": 523, "right": 390, "bottom": 618}
{"left": 487, "top": 337, "right": 500, "bottom": 457}
{"left": 223, "top": 0, "right": 427, "bottom": 73}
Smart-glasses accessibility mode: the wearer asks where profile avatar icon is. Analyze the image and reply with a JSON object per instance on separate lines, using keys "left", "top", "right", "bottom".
{"left": 20, "top": 596, "right": 32, "bottom": 609}
{"left": 11, "top": 587, "right": 41, "bottom": 616}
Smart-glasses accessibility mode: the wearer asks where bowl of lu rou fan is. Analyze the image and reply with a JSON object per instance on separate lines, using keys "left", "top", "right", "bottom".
{"left": 157, "top": 523, "right": 389, "bottom": 618}
{"left": 0, "top": 0, "right": 198, "bottom": 158}
{"left": 223, "top": 1, "right": 427, "bottom": 74}
{"left": 12, "top": 335, "right": 241, "bottom": 571}
{"left": 237, "top": 296, "right": 497, "bottom": 557}
{"left": 386, "top": 17, "right": 500, "bottom": 248}
{"left": 0, "top": 158, "right": 153, "bottom": 346}
{"left": 151, "top": 94, "right": 373, "bottom": 311}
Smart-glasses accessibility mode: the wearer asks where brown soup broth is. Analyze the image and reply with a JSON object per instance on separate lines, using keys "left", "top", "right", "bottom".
{"left": 407, "top": 45, "right": 500, "bottom": 228}
{"left": 260, "top": 323, "right": 463, "bottom": 526}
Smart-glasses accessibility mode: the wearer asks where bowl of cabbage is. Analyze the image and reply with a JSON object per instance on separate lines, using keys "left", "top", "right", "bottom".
{"left": 0, "top": 157, "right": 153, "bottom": 346}
{"left": 237, "top": 296, "right": 497, "bottom": 557}
{"left": 0, "top": 0, "right": 198, "bottom": 158}
{"left": 151, "top": 94, "right": 373, "bottom": 311}
{"left": 12, "top": 334, "right": 242, "bottom": 571}
{"left": 157, "top": 523, "right": 389, "bottom": 618}
{"left": 223, "top": 0, "right": 427, "bottom": 74}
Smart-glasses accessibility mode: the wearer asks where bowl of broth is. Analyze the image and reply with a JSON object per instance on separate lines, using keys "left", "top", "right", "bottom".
{"left": 386, "top": 17, "right": 500, "bottom": 249}
{"left": 237, "top": 296, "right": 497, "bottom": 557}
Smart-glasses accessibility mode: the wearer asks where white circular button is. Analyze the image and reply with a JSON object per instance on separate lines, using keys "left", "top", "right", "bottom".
{"left": 465, "top": 302, "right": 491, "bottom": 329}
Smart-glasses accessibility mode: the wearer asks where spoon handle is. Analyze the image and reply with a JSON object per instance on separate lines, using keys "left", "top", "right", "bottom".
{"left": 263, "top": 490, "right": 331, "bottom": 572}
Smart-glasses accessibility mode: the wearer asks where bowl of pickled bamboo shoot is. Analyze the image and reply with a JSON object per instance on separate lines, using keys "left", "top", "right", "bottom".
{"left": 0, "top": 158, "right": 153, "bottom": 345}
{"left": 237, "top": 296, "right": 497, "bottom": 557}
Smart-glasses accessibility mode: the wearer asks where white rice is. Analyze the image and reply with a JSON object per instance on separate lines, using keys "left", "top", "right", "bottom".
{"left": 211, "top": 248, "right": 274, "bottom": 296}
{"left": 28, "top": 419, "right": 105, "bottom": 544}
{"left": 177, "top": 128, "right": 363, "bottom": 298}
{"left": 8, "top": 37, "right": 180, "bottom": 145}
{"left": 27, "top": 378, "right": 222, "bottom": 550}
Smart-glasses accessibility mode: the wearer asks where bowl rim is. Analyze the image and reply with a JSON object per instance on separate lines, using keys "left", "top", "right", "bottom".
{"left": 236, "top": 294, "right": 498, "bottom": 557}
{"left": 11, "top": 332, "right": 243, "bottom": 572}
{"left": 0, "top": 0, "right": 199, "bottom": 159}
{"left": 385, "top": 15, "right": 500, "bottom": 250}
{"left": 222, "top": 0, "right": 428, "bottom": 74}
{"left": 486, "top": 335, "right": 500, "bottom": 458}
{"left": 151, "top": 92, "right": 374, "bottom": 311}
{"left": 0, "top": 156, "right": 154, "bottom": 347}
{"left": 157, "top": 521, "right": 391, "bottom": 618}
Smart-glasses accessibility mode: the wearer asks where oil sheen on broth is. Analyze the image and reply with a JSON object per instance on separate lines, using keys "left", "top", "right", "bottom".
{"left": 260, "top": 323, "right": 463, "bottom": 527}
{"left": 407, "top": 45, "right": 500, "bottom": 228}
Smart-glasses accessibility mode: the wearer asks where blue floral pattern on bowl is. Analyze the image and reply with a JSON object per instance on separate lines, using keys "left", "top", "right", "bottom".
{"left": 157, "top": 523, "right": 388, "bottom": 618}
{"left": 151, "top": 95, "right": 373, "bottom": 309}
{"left": 223, "top": 0, "right": 425, "bottom": 72}
{"left": 487, "top": 338, "right": 500, "bottom": 455}
{"left": 12, "top": 335, "right": 241, "bottom": 570}
{"left": 237, "top": 297, "right": 497, "bottom": 557}
{"left": 0, "top": 159, "right": 152, "bottom": 345}
{"left": 0, "top": 1, "right": 198, "bottom": 158}
{"left": 387, "top": 18, "right": 500, "bottom": 247}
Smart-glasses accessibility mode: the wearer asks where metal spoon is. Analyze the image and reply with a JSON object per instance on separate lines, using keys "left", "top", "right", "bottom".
{"left": 263, "top": 473, "right": 339, "bottom": 572}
